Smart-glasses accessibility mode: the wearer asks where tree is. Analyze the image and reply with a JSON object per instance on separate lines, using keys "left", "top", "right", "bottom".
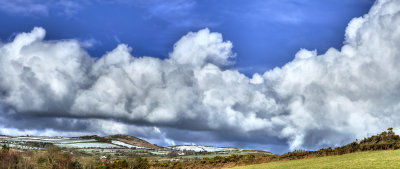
{"left": 1, "top": 144, "right": 9, "bottom": 151}
{"left": 167, "top": 151, "right": 179, "bottom": 158}
{"left": 388, "top": 127, "right": 394, "bottom": 134}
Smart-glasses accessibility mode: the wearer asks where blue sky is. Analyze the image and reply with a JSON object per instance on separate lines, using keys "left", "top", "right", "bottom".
{"left": 0, "top": 0, "right": 374, "bottom": 75}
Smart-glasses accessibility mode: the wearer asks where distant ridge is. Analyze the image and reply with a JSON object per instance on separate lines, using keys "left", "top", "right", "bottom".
{"left": 74, "top": 134, "right": 162, "bottom": 150}
{"left": 105, "top": 134, "right": 163, "bottom": 150}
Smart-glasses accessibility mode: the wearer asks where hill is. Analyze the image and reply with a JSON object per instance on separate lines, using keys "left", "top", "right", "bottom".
{"left": 278, "top": 128, "right": 400, "bottom": 160}
{"left": 0, "top": 134, "right": 272, "bottom": 168}
{"left": 230, "top": 128, "right": 400, "bottom": 168}
{"left": 105, "top": 134, "right": 163, "bottom": 150}
{"left": 233, "top": 149, "right": 400, "bottom": 169}
{"left": 2, "top": 129, "right": 399, "bottom": 168}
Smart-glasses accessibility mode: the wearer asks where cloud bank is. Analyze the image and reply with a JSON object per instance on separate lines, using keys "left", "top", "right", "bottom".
{"left": 0, "top": 0, "right": 399, "bottom": 153}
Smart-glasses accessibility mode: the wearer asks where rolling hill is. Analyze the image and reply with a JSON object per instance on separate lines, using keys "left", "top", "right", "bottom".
{"left": 233, "top": 149, "right": 400, "bottom": 169}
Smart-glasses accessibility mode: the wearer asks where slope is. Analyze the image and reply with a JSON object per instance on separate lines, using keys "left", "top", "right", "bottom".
{"left": 233, "top": 149, "right": 400, "bottom": 169}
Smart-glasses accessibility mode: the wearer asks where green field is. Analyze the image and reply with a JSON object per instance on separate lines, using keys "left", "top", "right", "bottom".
{"left": 233, "top": 150, "right": 400, "bottom": 169}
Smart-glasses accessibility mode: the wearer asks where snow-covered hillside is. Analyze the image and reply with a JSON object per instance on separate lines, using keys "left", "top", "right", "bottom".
{"left": 169, "top": 145, "right": 242, "bottom": 152}
{"left": 111, "top": 140, "right": 146, "bottom": 149}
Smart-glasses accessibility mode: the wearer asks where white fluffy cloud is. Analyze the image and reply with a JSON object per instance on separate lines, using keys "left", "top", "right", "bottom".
{"left": 0, "top": 0, "right": 400, "bottom": 152}
{"left": 264, "top": 0, "right": 400, "bottom": 150}
{"left": 170, "top": 28, "right": 234, "bottom": 67}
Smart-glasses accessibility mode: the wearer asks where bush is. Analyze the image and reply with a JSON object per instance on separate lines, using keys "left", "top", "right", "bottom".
{"left": 37, "top": 156, "right": 47, "bottom": 164}
{"left": 134, "top": 157, "right": 150, "bottom": 169}
{"left": 167, "top": 151, "right": 179, "bottom": 158}
{"left": 72, "top": 159, "right": 83, "bottom": 169}
{"left": 2, "top": 144, "right": 9, "bottom": 151}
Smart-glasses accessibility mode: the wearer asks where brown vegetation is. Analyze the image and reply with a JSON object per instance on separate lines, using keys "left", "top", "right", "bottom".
{"left": 105, "top": 135, "right": 162, "bottom": 150}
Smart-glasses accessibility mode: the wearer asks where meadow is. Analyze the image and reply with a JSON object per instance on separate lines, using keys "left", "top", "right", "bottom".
{"left": 234, "top": 149, "right": 400, "bottom": 169}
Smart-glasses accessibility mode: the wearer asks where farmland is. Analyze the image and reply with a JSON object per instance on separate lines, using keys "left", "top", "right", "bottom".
{"left": 0, "top": 134, "right": 270, "bottom": 163}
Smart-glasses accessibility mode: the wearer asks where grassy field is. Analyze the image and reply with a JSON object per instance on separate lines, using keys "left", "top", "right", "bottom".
{"left": 233, "top": 150, "right": 400, "bottom": 169}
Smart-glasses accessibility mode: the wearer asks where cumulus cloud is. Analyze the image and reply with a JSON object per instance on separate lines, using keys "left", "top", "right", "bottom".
{"left": 264, "top": 0, "right": 400, "bottom": 150}
{"left": 0, "top": 0, "right": 400, "bottom": 153}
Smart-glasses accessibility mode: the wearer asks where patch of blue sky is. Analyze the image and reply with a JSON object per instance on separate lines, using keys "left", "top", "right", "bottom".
{"left": 0, "top": 0, "right": 375, "bottom": 75}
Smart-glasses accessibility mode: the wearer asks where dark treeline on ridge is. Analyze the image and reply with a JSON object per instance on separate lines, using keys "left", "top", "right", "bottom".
{"left": 280, "top": 128, "right": 400, "bottom": 160}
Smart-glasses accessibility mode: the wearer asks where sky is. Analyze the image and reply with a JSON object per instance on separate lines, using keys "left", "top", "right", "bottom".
{"left": 0, "top": 0, "right": 374, "bottom": 75}
{"left": 1, "top": 0, "right": 400, "bottom": 154}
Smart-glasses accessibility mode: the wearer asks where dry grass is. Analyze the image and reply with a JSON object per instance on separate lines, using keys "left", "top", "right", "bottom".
{"left": 233, "top": 149, "right": 400, "bottom": 169}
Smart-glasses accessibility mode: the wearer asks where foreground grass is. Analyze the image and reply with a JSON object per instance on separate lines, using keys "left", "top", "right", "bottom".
{"left": 233, "top": 149, "right": 400, "bottom": 169}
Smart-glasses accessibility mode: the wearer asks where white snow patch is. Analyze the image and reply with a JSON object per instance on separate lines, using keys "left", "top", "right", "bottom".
{"left": 55, "top": 142, "right": 121, "bottom": 148}
{"left": 111, "top": 140, "right": 145, "bottom": 149}
{"left": 170, "top": 145, "right": 241, "bottom": 152}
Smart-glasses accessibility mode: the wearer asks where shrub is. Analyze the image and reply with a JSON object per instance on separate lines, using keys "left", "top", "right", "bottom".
{"left": 134, "top": 157, "right": 150, "bottom": 169}
{"left": 37, "top": 156, "right": 47, "bottom": 164}
{"left": 2, "top": 144, "right": 9, "bottom": 150}
{"left": 111, "top": 159, "right": 128, "bottom": 168}
{"left": 167, "top": 151, "right": 179, "bottom": 158}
